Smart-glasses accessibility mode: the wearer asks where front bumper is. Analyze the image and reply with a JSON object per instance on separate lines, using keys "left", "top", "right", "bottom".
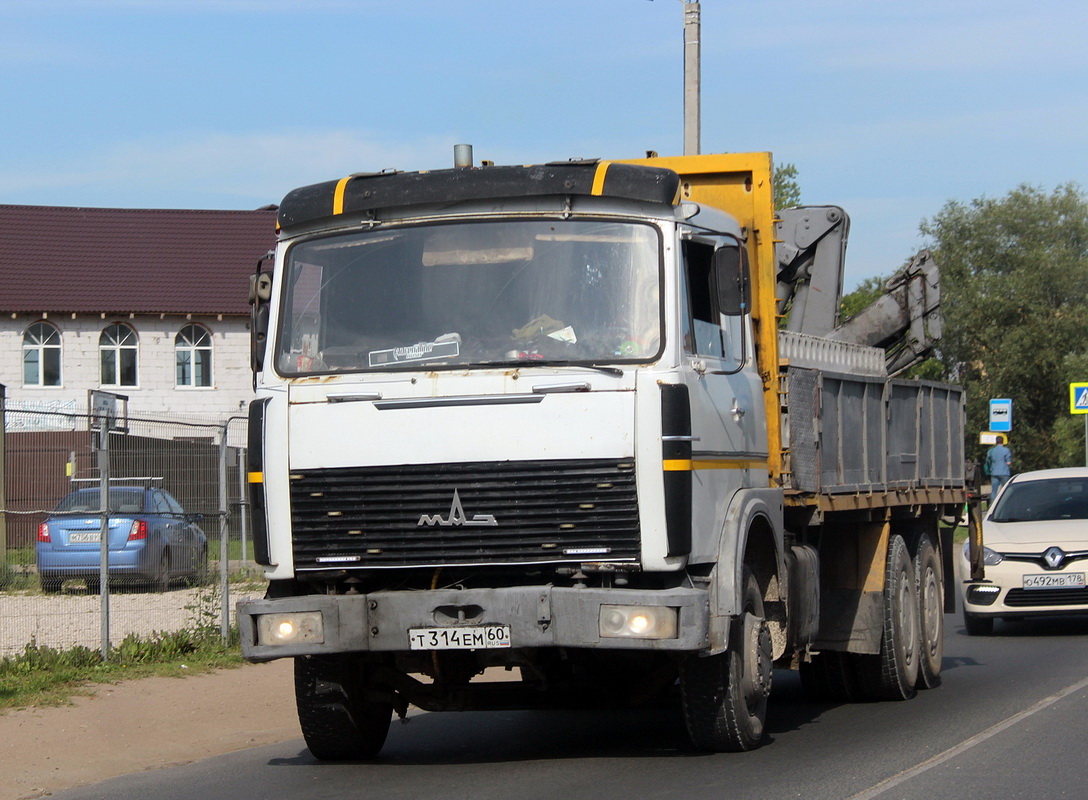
{"left": 960, "top": 555, "right": 1088, "bottom": 619}
{"left": 238, "top": 584, "right": 710, "bottom": 662}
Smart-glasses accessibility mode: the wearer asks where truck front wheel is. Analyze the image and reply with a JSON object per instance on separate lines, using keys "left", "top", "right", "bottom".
{"left": 295, "top": 654, "right": 393, "bottom": 761}
{"left": 680, "top": 568, "right": 772, "bottom": 752}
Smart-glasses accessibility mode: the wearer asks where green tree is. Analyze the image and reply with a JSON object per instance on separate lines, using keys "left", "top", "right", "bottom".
{"left": 773, "top": 163, "right": 801, "bottom": 210}
{"left": 920, "top": 184, "right": 1088, "bottom": 472}
{"left": 1055, "top": 351, "right": 1088, "bottom": 467}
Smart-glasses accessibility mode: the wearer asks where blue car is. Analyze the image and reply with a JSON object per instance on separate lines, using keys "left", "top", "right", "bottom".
{"left": 36, "top": 486, "right": 208, "bottom": 593}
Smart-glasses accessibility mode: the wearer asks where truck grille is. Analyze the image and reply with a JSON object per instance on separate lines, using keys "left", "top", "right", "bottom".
{"left": 289, "top": 459, "right": 640, "bottom": 569}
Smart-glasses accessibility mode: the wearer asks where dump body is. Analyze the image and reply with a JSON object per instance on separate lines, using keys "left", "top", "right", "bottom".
{"left": 782, "top": 369, "right": 965, "bottom": 495}
{"left": 237, "top": 152, "right": 966, "bottom": 757}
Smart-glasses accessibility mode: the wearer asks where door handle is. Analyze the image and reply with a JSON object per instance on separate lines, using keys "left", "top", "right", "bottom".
{"left": 731, "top": 400, "right": 746, "bottom": 421}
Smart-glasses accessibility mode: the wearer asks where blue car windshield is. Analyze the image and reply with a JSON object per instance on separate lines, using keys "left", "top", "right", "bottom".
{"left": 53, "top": 490, "right": 145, "bottom": 515}
{"left": 990, "top": 478, "right": 1088, "bottom": 522}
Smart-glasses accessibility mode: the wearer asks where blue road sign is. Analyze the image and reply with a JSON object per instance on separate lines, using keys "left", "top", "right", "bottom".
{"left": 1071, "top": 383, "right": 1088, "bottom": 415}
{"left": 990, "top": 398, "right": 1012, "bottom": 432}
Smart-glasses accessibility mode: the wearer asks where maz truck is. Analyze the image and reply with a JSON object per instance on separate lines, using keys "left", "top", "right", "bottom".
{"left": 238, "top": 149, "right": 966, "bottom": 757}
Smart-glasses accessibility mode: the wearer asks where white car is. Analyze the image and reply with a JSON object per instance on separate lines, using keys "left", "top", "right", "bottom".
{"left": 960, "top": 467, "right": 1088, "bottom": 635}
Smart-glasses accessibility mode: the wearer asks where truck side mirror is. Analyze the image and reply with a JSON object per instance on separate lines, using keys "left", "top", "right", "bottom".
{"left": 249, "top": 272, "right": 273, "bottom": 303}
{"left": 714, "top": 245, "right": 749, "bottom": 317}
{"left": 249, "top": 271, "right": 272, "bottom": 376}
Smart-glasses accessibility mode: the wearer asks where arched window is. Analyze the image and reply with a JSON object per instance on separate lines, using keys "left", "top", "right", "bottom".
{"left": 23, "top": 321, "right": 62, "bottom": 386}
{"left": 99, "top": 323, "right": 138, "bottom": 387}
{"left": 175, "top": 324, "right": 213, "bottom": 387}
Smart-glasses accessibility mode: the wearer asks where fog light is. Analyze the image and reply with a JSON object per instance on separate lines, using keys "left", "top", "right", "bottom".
{"left": 599, "top": 605, "right": 678, "bottom": 639}
{"left": 256, "top": 612, "right": 324, "bottom": 646}
{"left": 967, "top": 585, "right": 1001, "bottom": 606}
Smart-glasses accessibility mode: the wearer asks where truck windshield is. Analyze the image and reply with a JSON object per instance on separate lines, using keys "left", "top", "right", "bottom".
{"left": 276, "top": 219, "right": 662, "bottom": 375}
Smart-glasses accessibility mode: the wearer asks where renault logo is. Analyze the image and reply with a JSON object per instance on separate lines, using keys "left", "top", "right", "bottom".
{"left": 1043, "top": 547, "right": 1066, "bottom": 569}
{"left": 418, "top": 489, "right": 497, "bottom": 527}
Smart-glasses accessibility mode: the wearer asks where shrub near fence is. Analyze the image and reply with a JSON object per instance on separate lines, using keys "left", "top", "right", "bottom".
{"left": 0, "top": 404, "right": 264, "bottom": 657}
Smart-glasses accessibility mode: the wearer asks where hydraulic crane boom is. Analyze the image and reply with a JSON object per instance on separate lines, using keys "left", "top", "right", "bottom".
{"left": 775, "top": 205, "right": 942, "bottom": 375}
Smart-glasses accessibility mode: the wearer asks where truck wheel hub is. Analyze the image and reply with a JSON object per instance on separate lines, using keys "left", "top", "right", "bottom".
{"left": 742, "top": 613, "right": 773, "bottom": 705}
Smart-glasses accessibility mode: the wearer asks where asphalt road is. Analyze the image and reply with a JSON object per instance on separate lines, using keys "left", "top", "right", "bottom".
{"left": 51, "top": 613, "right": 1088, "bottom": 800}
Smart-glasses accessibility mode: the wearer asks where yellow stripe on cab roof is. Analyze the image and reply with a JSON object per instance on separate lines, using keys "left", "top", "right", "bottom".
{"left": 591, "top": 161, "right": 612, "bottom": 196}
{"left": 332, "top": 176, "right": 352, "bottom": 215}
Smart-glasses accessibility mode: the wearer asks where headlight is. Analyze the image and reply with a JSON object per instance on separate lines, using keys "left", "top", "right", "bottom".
{"left": 256, "top": 612, "right": 324, "bottom": 646}
{"left": 599, "top": 605, "right": 678, "bottom": 639}
{"left": 963, "top": 540, "right": 1004, "bottom": 566}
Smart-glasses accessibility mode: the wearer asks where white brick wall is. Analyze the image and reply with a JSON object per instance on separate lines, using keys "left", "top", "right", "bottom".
{"left": 1, "top": 313, "right": 254, "bottom": 422}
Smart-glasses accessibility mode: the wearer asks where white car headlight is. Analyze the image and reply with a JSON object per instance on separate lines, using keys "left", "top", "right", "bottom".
{"left": 963, "top": 540, "right": 1004, "bottom": 566}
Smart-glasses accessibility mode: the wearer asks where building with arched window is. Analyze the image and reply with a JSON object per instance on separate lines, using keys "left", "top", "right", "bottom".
{"left": 22, "top": 320, "right": 62, "bottom": 387}
{"left": 175, "top": 323, "right": 214, "bottom": 388}
{"left": 0, "top": 204, "right": 277, "bottom": 421}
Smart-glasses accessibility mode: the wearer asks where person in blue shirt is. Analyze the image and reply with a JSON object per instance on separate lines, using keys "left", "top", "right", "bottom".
{"left": 986, "top": 436, "right": 1013, "bottom": 497}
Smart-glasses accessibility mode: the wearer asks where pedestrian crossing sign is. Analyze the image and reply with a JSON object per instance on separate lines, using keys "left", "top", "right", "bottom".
{"left": 1071, "top": 383, "right": 1088, "bottom": 415}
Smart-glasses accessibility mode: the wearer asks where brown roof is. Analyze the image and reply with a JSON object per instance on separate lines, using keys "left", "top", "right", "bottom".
{"left": 0, "top": 205, "right": 278, "bottom": 316}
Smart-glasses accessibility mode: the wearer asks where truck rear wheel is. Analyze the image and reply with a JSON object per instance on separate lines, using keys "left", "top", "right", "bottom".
{"left": 854, "top": 533, "right": 920, "bottom": 701}
{"left": 295, "top": 655, "right": 393, "bottom": 761}
{"left": 680, "top": 568, "right": 772, "bottom": 752}
{"left": 911, "top": 533, "right": 943, "bottom": 689}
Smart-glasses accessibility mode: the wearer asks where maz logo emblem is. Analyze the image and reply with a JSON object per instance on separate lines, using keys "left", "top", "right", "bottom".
{"left": 418, "top": 489, "right": 498, "bottom": 527}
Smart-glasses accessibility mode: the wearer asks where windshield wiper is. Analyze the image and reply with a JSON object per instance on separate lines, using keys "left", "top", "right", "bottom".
{"left": 464, "top": 359, "right": 624, "bottom": 377}
{"left": 522, "top": 359, "right": 624, "bottom": 377}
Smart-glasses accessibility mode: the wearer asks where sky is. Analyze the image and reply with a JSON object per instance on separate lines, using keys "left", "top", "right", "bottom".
{"left": 3, "top": 0, "right": 1086, "bottom": 289}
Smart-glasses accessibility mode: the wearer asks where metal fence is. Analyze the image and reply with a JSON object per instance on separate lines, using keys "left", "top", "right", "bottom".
{"left": 0, "top": 400, "right": 265, "bottom": 658}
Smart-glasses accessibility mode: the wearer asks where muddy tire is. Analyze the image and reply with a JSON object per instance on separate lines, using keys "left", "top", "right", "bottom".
{"left": 911, "top": 533, "right": 944, "bottom": 689}
{"left": 680, "top": 568, "right": 772, "bottom": 752}
{"left": 854, "top": 533, "right": 920, "bottom": 701}
{"left": 295, "top": 655, "right": 393, "bottom": 761}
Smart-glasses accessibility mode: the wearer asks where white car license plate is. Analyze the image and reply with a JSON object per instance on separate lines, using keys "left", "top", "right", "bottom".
{"left": 1023, "top": 572, "right": 1086, "bottom": 589}
{"left": 408, "top": 625, "right": 511, "bottom": 651}
{"left": 68, "top": 532, "right": 101, "bottom": 544}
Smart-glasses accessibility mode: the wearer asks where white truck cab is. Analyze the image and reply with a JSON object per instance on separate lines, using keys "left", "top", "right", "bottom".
{"left": 239, "top": 153, "right": 965, "bottom": 759}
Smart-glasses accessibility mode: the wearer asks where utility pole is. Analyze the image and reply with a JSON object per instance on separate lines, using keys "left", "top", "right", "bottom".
{"left": 683, "top": 1, "right": 701, "bottom": 155}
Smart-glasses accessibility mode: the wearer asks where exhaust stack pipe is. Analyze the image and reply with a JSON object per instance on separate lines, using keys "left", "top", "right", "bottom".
{"left": 454, "top": 144, "right": 473, "bottom": 168}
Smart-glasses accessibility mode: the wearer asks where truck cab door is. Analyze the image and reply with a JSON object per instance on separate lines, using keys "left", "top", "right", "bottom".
{"left": 677, "top": 237, "right": 768, "bottom": 558}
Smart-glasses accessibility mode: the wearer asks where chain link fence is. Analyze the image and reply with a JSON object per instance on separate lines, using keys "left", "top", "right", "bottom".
{"left": 0, "top": 398, "right": 265, "bottom": 657}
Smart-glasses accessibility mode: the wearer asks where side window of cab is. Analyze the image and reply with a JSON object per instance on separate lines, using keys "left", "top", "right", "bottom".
{"left": 680, "top": 239, "right": 723, "bottom": 357}
{"left": 680, "top": 237, "right": 750, "bottom": 367}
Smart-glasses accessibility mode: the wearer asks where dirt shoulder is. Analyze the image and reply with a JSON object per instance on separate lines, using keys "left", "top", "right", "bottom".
{"left": 0, "top": 659, "right": 298, "bottom": 800}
